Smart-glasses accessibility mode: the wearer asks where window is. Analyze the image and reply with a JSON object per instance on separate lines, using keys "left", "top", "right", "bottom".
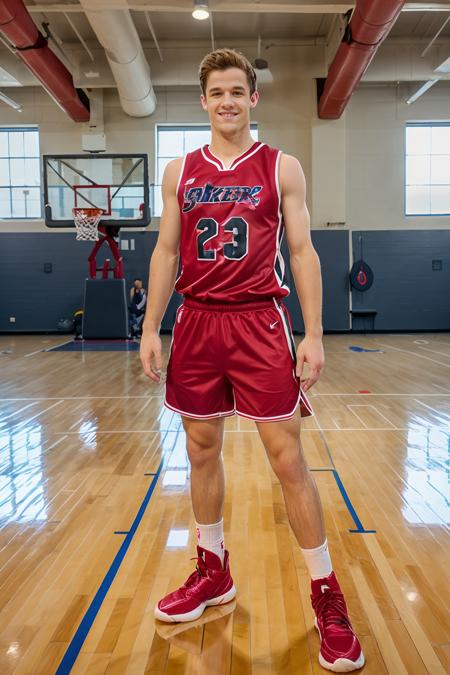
{"left": 154, "top": 124, "right": 258, "bottom": 217}
{"left": 0, "top": 127, "right": 41, "bottom": 219}
{"left": 405, "top": 123, "right": 450, "bottom": 216}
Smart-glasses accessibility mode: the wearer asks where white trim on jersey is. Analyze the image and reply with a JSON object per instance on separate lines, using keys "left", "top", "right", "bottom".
{"left": 173, "top": 156, "right": 188, "bottom": 287}
{"left": 202, "top": 142, "right": 265, "bottom": 172}
{"left": 164, "top": 400, "right": 236, "bottom": 419}
{"left": 273, "top": 150, "right": 290, "bottom": 294}
{"left": 166, "top": 303, "right": 183, "bottom": 363}
{"left": 231, "top": 142, "right": 265, "bottom": 170}
{"left": 176, "top": 154, "right": 188, "bottom": 199}
{"left": 201, "top": 146, "right": 222, "bottom": 171}
{"left": 272, "top": 297, "right": 296, "bottom": 361}
{"left": 235, "top": 386, "right": 302, "bottom": 422}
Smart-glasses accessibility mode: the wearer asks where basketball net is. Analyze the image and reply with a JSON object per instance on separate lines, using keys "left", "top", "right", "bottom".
{"left": 73, "top": 208, "right": 103, "bottom": 241}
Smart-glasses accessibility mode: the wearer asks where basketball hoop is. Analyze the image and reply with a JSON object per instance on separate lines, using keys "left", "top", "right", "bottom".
{"left": 73, "top": 207, "right": 103, "bottom": 241}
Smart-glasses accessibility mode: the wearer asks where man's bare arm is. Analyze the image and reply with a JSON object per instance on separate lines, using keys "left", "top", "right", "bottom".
{"left": 140, "top": 158, "right": 182, "bottom": 382}
{"left": 280, "top": 153, "right": 323, "bottom": 339}
{"left": 280, "top": 153, "right": 324, "bottom": 391}
{"left": 143, "top": 158, "right": 183, "bottom": 334}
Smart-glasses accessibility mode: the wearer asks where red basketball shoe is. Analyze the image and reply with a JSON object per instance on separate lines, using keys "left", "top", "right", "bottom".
{"left": 311, "top": 571, "right": 365, "bottom": 672}
{"left": 155, "top": 546, "right": 236, "bottom": 622}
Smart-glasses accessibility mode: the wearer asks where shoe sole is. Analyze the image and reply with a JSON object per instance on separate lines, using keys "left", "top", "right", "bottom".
{"left": 154, "top": 584, "right": 237, "bottom": 623}
{"left": 314, "top": 618, "right": 365, "bottom": 672}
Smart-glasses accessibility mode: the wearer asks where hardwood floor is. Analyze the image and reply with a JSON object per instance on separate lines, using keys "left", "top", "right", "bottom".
{"left": 0, "top": 332, "right": 449, "bottom": 674}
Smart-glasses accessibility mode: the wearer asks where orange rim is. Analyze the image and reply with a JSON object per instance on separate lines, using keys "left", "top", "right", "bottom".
{"left": 73, "top": 208, "right": 103, "bottom": 217}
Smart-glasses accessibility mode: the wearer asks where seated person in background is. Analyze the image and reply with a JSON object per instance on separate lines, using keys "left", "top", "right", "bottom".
{"left": 129, "top": 278, "right": 147, "bottom": 336}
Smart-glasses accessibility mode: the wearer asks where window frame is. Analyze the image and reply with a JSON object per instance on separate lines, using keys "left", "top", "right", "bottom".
{"left": 405, "top": 121, "right": 450, "bottom": 218}
{"left": 0, "top": 125, "right": 41, "bottom": 220}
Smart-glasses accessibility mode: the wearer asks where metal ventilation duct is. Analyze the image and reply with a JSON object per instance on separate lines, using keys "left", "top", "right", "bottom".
{"left": 318, "top": 0, "right": 405, "bottom": 119}
{"left": 79, "top": 0, "right": 156, "bottom": 117}
{"left": 0, "top": 0, "right": 90, "bottom": 122}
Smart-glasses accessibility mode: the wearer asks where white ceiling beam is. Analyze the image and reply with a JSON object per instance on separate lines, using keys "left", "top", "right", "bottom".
{"left": 27, "top": 3, "right": 356, "bottom": 14}
{"left": 325, "top": 12, "right": 347, "bottom": 65}
{"left": 210, "top": 11, "right": 215, "bottom": 51}
{"left": 144, "top": 11, "right": 163, "bottom": 61}
{"left": 421, "top": 15, "right": 450, "bottom": 55}
{"left": 25, "top": 2, "right": 450, "bottom": 13}
{"left": 403, "top": 3, "right": 450, "bottom": 10}
{"left": 64, "top": 11, "right": 95, "bottom": 61}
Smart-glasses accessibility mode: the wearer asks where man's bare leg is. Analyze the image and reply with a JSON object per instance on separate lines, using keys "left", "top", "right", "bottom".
{"left": 255, "top": 407, "right": 365, "bottom": 671}
{"left": 154, "top": 415, "right": 235, "bottom": 623}
{"left": 182, "top": 415, "right": 225, "bottom": 523}
{"left": 255, "top": 408, "right": 326, "bottom": 549}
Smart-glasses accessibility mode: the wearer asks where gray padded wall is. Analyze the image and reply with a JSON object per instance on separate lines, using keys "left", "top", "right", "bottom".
{"left": 282, "top": 230, "right": 350, "bottom": 333}
{"left": 351, "top": 230, "right": 450, "bottom": 331}
{"left": 1, "top": 230, "right": 448, "bottom": 333}
{"left": 0, "top": 232, "right": 153, "bottom": 332}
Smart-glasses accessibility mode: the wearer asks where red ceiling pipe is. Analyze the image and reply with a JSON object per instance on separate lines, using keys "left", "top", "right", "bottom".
{"left": 318, "top": 0, "right": 405, "bottom": 119}
{"left": 0, "top": 0, "right": 90, "bottom": 122}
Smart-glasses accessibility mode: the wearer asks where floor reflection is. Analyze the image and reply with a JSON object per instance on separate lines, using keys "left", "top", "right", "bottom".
{"left": 155, "top": 599, "right": 236, "bottom": 655}
{"left": 0, "top": 423, "right": 47, "bottom": 522}
{"left": 403, "top": 420, "right": 450, "bottom": 525}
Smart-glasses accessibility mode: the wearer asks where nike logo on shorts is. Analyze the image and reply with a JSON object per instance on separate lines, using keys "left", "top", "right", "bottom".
{"left": 270, "top": 321, "right": 279, "bottom": 329}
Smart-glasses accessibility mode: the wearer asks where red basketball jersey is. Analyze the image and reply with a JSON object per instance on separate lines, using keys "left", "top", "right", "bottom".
{"left": 174, "top": 141, "right": 290, "bottom": 302}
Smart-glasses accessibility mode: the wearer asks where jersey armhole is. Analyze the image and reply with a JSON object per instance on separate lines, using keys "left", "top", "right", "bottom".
{"left": 275, "top": 150, "right": 283, "bottom": 212}
{"left": 176, "top": 155, "right": 188, "bottom": 205}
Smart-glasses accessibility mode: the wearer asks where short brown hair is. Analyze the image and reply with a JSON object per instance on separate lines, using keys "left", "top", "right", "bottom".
{"left": 199, "top": 48, "right": 257, "bottom": 97}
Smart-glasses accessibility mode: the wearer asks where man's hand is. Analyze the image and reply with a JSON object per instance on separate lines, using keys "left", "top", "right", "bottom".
{"left": 296, "top": 336, "right": 324, "bottom": 392}
{"left": 140, "top": 328, "right": 165, "bottom": 383}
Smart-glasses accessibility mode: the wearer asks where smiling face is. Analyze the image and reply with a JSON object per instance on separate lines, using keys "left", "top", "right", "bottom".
{"left": 200, "top": 67, "right": 259, "bottom": 138}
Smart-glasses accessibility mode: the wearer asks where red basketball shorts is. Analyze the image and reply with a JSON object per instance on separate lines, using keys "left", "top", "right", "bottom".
{"left": 164, "top": 296, "right": 314, "bottom": 422}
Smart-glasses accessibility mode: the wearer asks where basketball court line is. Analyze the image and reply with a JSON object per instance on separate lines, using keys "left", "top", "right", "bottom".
{"left": 52, "top": 426, "right": 450, "bottom": 434}
{"left": 55, "top": 426, "right": 178, "bottom": 675}
{"left": 347, "top": 404, "right": 398, "bottom": 429}
{"left": 69, "top": 418, "right": 84, "bottom": 430}
{"left": 23, "top": 340, "right": 74, "bottom": 357}
{"left": 345, "top": 406, "right": 369, "bottom": 428}
{"left": 311, "top": 469, "right": 376, "bottom": 534}
{"left": 414, "top": 399, "right": 449, "bottom": 416}
{"left": 11, "top": 400, "right": 64, "bottom": 432}
{"left": 1, "top": 393, "right": 449, "bottom": 402}
{"left": 373, "top": 341, "right": 450, "bottom": 368}
{"left": 431, "top": 382, "right": 450, "bottom": 393}
{"left": 415, "top": 346, "right": 450, "bottom": 358}
{"left": 23, "top": 348, "right": 51, "bottom": 358}
{"left": 0, "top": 401, "right": 37, "bottom": 423}
{"left": 46, "top": 436, "right": 68, "bottom": 451}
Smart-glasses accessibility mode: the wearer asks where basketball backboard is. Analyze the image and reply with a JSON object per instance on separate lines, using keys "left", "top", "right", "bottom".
{"left": 43, "top": 154, "right": 150, "bottom": 228}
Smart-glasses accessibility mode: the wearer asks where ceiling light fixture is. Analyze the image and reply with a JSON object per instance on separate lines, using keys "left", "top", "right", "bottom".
{"left": 405, "top": 79, "right": 439, "bottom": 105}
{"left": 192, "top": 1, "right": 209, "bottom": 21}
{"left": 0, "top": 91, "right": 22, "bottom": 111}
{"left": 252, "top": 36, "right": 273, "bottom": 85}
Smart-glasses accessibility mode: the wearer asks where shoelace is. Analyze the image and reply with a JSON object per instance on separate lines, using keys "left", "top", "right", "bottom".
{"left": 313, "top": 590, "right": 352, "bottom": 629}
{"left": 181, "top": 556, "right": 207, "bottom": 591}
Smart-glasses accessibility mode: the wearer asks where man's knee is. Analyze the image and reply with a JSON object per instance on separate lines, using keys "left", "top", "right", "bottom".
{"left": 182, "top": 416, "right": 224, "bottom": 467}
{"left": 269, "top": 443, "right": 308, "bottom": 483}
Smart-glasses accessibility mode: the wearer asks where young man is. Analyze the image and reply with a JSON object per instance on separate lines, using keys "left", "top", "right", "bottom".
{"left": 140, "top": 49, "right": 364, "bottom": 672}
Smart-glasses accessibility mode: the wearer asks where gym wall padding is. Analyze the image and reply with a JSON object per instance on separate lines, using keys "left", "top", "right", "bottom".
{"left": 0, "top": 230, "right": 449, "bottom": 333}
{"left": 351, "top": 230, "right": 450, "bottom": 331}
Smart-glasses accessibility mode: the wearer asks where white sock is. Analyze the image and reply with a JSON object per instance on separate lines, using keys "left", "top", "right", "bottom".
{"left": 195, "top": 518, "right": 225, "bottom": 564}
{"left": 300, "top": 538, "right": 333, "bottom": 580}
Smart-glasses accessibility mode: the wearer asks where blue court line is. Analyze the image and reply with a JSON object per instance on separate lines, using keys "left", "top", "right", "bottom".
{"left": 55, "top": 427, "right": 178, "bottom": 675}
{"left": 311, "top": 468, "right": 376, "bottom": 534}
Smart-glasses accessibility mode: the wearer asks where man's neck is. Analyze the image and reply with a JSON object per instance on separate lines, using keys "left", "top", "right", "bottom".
{"left": 208, "top": 131, "right": 255, "bottom": 166}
